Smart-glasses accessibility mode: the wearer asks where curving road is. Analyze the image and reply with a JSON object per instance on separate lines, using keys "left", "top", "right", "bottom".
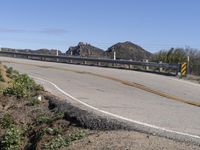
{"left": 1, "top": 56, "right": 200, "bottom": 143}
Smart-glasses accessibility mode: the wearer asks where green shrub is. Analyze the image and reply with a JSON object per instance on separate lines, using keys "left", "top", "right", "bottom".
{"left": 66, "top": 130, "right": 86, "bottom": 142}
{"left": 3, "top": 74, "right": 43, "bottom": 98}
{"left": 1, "top": 126, "right": 21, "bottom": 150}
{"left": 53, "top": 112, "right": 64, "bottom": 120}
{"left": 6, "top": 67, "right": 13, "bottom": 75}
{"left": 35, "top": 114, "right": 52, "bottom": 125}
{"left": 43, "top": 134, "right": 67, "bottom": 150}
{"left": 0, "top": 113, "right": 15, "bottom": 129}
{"left": 35, "top": 112, "right": 64, "bottom": 126}
{"left": 3, "top": 87, "right": 15, "bottom": 96}
{"left": 27, "top": 97, "right": 41, "bottom": 106}
{"left": 6, "top": 67, "right": 19, "bottom": 79}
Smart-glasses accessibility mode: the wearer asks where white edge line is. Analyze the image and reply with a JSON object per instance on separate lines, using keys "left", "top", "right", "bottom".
{"left": 30, "top": 75, "right": 200, "bottom": 140}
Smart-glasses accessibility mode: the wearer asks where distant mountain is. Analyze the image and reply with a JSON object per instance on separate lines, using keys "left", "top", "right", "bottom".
{"left": 66, "top": 42, "right": 105, "bottom": 58}
{"left": 1, "top": 48, "right": 63, "bottom": 55}
{"left": 2, "top": 41, "right": 152, "bottom": 61}
{"left": 106, "top": 41, "right": 152, "bottom": 60}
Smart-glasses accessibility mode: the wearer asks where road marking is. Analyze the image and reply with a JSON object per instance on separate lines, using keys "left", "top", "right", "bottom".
{"left": 4, "top": 60, "right": 200, "bottom": 107}
{"left": 31, "top": 75, "right": 200, "bottom": 141}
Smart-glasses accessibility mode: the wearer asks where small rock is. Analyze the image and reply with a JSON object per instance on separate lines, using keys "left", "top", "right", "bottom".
{"left": 37, "top": 95, "right": 42, "bottom": 101}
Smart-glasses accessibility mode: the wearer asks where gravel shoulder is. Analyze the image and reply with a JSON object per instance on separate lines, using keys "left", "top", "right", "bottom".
{"left": 66, "top": 130, "right": 200, "bottom": 150}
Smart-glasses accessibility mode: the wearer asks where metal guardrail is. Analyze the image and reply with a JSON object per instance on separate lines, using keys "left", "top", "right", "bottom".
{"left": 0, "top": 51, "right": 179, "bottom": 75}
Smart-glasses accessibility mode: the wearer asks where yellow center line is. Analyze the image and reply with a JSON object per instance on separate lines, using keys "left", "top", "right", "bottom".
{"left": 3, "top": 60, "right": 200, "bottom": 107}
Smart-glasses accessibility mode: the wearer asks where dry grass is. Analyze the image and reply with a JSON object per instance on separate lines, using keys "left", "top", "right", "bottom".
{"left": 0, "top": 63, "right": 10, "bottom": 92}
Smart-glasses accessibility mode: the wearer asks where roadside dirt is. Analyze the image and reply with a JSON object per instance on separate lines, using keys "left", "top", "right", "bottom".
{"left": 66, "top": 130, "right": 200, "bottom": 150}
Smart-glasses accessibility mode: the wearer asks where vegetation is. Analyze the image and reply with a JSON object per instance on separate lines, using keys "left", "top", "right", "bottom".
{"left": 1, "top": 126, "right": 22, "bottom": 150}
{"left": 3, "top": 74, "right": 43, "bottom": 98}
{"left": 43, "top": 130, "right": 86, "bottom": 150}
{"left": 0, "top": 65, "right": 88, "bottom": 150}
{"left": 43, "top": 134, "right": 67, "bottom": 150}
{"left": 6, "top": 67, "right": 19, "bottom": 79}
{"left": 152, "top": 47, "right": 200, "bottom": 75}
{"left": 0, "top": 71, "right": 5, "bottom": 82}
{"left": 0, "top": 113, "right": 16, "bottom": 129}
{"left": 27, "top": 97, "right": 41, "bottom": 106}
{"left": 35, "top": 112, "right": 64, "bottom": 125}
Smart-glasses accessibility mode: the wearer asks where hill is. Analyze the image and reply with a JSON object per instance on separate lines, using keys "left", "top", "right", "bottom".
{"left": 66, "top": 42, "right": 105, "bottom": 57}
{"left": 1, "top": 48, "right": 63, "bottom": 55}
{"left": 106, "top": 41, "right": 152, "bottom": 60}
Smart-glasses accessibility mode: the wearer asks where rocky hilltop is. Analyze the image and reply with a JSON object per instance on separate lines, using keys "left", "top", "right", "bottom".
{"left": 106, "top": 41, "right": 152, "bottom": 60}
{"left": 66, "top": 42, "right": 105, "bottom": 58}
{"left": 66, "top": 41, "right": 152, "bottom": 61}
{"left": 2, "top": 41, "right": 152, "bottom": 60}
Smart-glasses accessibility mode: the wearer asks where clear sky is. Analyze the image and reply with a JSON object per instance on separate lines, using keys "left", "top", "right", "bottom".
{"left": 0, "top": 0, "right": 200, "bottom": 52}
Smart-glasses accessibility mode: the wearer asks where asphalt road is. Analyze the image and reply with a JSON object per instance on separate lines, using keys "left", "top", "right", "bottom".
{"left": 1, "top": 57, "right": 200, "bottom": 143}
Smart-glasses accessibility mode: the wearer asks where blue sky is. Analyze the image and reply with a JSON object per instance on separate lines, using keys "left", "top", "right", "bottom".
{"left": 0, "top": 0, "right": 200, "bottom": 52}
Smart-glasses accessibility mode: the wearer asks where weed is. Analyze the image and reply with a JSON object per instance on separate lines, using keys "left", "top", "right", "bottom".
{"left": 3, "top": 74, "right": 43, "bottom": 98}
{"left": 0, "top": 113, "right": 15, "bottom": 129}
{"left": 35, "top": 112, "right": 64, "bottom": 126}
{"left": 66, "top": 130, "right": 87, "bottom": 142}
{"left": 52, "top": 127, "right": 64, "bottom": 135}
{"left": 35, "top": 114, "right": 52, "bottom": 125}
{"left": 34, "top": 84, "right": 44, "bottom": 92}
{"left": 6, "top": 67, "right": 13, "bottom": 75}
{"left": 27, "top": 97, "right": 41, "bottom": 106}
{"left": 0, "top": 72, "right": 5, "bottom": 82}
{"left": 1, "top": 125, "right": 22, "bottom": 150}
{"left": 53, "top": 112, "right": 64, "bottom": 120}
{"left": 43, "top": 134, "right": 67, "bottom": 150}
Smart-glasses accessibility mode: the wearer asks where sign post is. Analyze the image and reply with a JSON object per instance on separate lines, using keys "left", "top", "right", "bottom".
{"left": 181, "top": 62, "right": 187, "bottom": 77}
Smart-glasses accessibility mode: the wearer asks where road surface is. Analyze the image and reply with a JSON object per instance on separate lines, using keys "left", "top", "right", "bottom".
{"left": 1, "top": 57, "right": 200, "bottom": 143}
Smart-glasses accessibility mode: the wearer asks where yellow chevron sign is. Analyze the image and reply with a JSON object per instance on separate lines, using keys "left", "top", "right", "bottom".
{"left": 181, "top": 63, "right": 187, "bottom": 76}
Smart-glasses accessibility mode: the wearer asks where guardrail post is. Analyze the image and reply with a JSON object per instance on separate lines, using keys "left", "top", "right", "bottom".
{"left": 129, "top": 64, "right": 132, "bottom": 69}
{"left": 159, "top": 61, "right": 163, "bottom": 72}
{"left": 177, "top": 63, "right": 182, "bottom": 78}
{"left": 187, "top": 56, "right": 190, "bottom": 78}
{"left": 145, "top": 60, "right": 149, "bottom": 71}
{"left": 113, "top": 51, "right": 116, "bottom": 60}
{"left": 56, "top": 50, "right": 59, "bottom": 62}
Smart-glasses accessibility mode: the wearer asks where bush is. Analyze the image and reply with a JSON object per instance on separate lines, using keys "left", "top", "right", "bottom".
{"left": 43, "top": 130, "right": 86, "bottom": 150}
{"left": 43, "top": 134, "right": 67, "bottom": 150}
{"left": 0, "top": 113, "right": 15, "bottom": 129}
{"left": 27, "top": 97, "right": 41, "bottom": 106}
{"left": 1, "top": 126, "right": 21, "bottom": 150}
{"left": 35, "top": 114, "right": 52, "bottom": 125}
{"left": 6, "top": 67, "right": 13, "bottom": 75}
{"left": 35, "top": 112, "right": 64, "bottom": 125}
{"left": 66, "top": 130, "right": 86, "bottom": 142}
{"left": 3, "top": 74, "right": 43, "bottom": 98}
